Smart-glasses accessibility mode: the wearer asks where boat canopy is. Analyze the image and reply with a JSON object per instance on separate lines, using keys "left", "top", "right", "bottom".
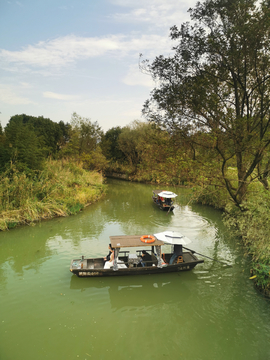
{"left": 152, "top": 190, "right": 177, "bottom": 198}
{"left": 110, "top": 235, "right": 164, "bottom": 248}
{"left": 154, "top": 231, "right": 191, "bottom": 245}
{"left": 158, "top": 191, "right": 178, "bottom": 199}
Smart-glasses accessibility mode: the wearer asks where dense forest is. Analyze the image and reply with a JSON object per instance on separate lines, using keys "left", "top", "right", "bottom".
{"left": 1, "top": 0, "right": 270, "bottom": 293}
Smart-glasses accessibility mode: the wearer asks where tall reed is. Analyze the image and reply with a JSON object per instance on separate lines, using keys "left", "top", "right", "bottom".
{"left": 0, "top": 160, "right": 106, "bottom": 230}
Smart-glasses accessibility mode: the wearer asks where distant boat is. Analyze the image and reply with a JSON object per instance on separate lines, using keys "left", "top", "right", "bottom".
{"left": 152, "top": 190, "right": 177, "bottom": 211}
{"left": 69, "top": 232, "right": 203, "bottom": 277}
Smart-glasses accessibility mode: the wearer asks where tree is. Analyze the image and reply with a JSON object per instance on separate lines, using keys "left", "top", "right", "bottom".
{"left": 4, "top": 116, "right": 45, "bottom": 171}
{"left": 8, "top": 114, "right": 70, "bottom": 156}
{"left": 117, "top": 122, "right": 142, "bottom": 167}
{"left": 59, "top": 112, "right": 107, "bottom": 170}
{"left": 63, "top": 112, "right": 103, "bottom": 158}
{"left": 26, "top": 116, "right": 69, "bottom": 155}
{"left": 142, "top": 0, "right": 270, "bottom": 206}
{"left": 100, "top": 127, "right": 125, "bottom": 162}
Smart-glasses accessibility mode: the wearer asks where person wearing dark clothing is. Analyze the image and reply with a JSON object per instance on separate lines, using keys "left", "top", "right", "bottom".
{"left": 169, "top": 244, "right": 183, "bottom": 264}
{"left": 140, "top": 250, "right": 152, "bottom": 267}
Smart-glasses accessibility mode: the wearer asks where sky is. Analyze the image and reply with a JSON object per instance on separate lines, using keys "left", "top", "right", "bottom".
{"left": 0, "top": 0, "right": 197, "bottom": 132}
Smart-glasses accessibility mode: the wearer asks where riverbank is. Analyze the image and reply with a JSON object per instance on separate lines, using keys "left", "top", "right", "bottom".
{"left": 0, "top": 160, "right": 106, "bottom": 230}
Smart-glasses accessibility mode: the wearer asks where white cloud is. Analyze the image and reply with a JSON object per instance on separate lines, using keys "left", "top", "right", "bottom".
{"left": 0, "top": 1, "right": 191, "bottom": 72}
{"left": 0, "top": 33, "right": 172, "bottom": 71}
{"left": 19, "top": 82, "right": 32, "bottom": 89}
{"left": 0, "top": 85, "right": 33, "bottom": 105}
{"left": 43, "top": 91, "right": 80, "bottom": 101}
{"left": 0, "top": 35, "right": 124, "bottom": 68}
{"left": 109, "top": 0, "right": 195, "bottom": 27}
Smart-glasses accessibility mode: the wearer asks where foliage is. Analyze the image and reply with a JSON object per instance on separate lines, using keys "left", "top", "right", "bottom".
{"left": 7, "top": 114, "right": 70, "bottom": 156}
{"left": 253, "top": 263, "right": 270, "bottom": 290}
{"left": 191, "top": 167, "right": 238, "bottom": 209}
{"left": 61, "top": 112, "right": 102, "bottom": 157}
{"left": 117, "top": 121, "right": 143, "bottom": 167}
{"left": 59, "top": 112, "right": 106, "bottom": 170}
{"left": 191, "top": 184, "right": 229, "bottom": 210}
{"left": 0, "top": 160, "right": 106, "bottom": 230}
{"left": 104, "top": 121, "right": 223, "bottom": 186}
{"left": 100, "top": 126, "right": 126, "bottom": 162}
{"left": 0, "top": 114, "right": 70, "bottom": 172}
{"left": 80, "top": 147, "right": 108, "bottom": 172}
{"left": 142, "top": 0, "right": 270, "bottom": 206}
{"left": 4, "top": 116, "right": 46, "bottom": 171}
{"left": 223, "top": 184, "right": 270, "bottom": 289}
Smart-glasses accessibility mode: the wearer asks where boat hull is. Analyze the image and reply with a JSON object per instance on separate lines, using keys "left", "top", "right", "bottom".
{"left": 153, "top": 201, "right": 175, "bottom": 211}
{"left": 70, "top": 252, "right": 203, "bottom": 277}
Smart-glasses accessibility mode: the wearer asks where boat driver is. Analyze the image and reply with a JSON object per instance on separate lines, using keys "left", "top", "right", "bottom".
{"left": 169, "top": 244, "right": 183, "bottom": 264}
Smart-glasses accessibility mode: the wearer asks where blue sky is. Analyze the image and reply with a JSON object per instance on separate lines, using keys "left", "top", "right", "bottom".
{"left": 0, "top": 0, "right": 196, "bottom": 132}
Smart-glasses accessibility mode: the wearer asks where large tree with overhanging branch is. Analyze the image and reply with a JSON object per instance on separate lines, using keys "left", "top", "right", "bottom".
{"left": 142, "top": 0, "right": 270, "bottom": 206}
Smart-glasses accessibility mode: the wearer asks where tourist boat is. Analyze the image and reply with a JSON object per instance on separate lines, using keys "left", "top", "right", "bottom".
{"left": 70, "top": 231, "right": 204, "bottom": 277}
{"left": 152, "top": 190, "right": 177, "bottom": 211}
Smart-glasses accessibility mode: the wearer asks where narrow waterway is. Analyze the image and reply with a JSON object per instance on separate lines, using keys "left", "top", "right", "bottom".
{"left": 0, "top": 178, "right": 269, "bottom": 360}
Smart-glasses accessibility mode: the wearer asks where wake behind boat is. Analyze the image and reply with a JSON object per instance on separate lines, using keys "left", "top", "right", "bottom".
{"left": 70, "top": 231, "right": 203, "bottom": 277}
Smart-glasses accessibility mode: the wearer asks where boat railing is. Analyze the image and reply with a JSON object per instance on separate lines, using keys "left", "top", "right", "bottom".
{"left": 119, "top": 250, "right": 130, "bottom": 257}
{"left": 115, "top": 250, "right": 163, "bottom": 268}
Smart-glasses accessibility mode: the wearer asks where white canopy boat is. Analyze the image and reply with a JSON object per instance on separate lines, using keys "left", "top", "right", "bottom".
{"left": 152, "top": 190, "right": 177, "bottom": 211}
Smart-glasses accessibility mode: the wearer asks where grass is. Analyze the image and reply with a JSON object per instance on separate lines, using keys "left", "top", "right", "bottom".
{"left": 0, "top": 160, "right": 106, "bottom": 230}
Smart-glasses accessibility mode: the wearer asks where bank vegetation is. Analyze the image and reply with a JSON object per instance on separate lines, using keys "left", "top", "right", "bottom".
{"left": 0, "top": 161, "right": 105, "bottom": 231}
{"left": 0, "top": 113, "right": 106, "bottom": 231}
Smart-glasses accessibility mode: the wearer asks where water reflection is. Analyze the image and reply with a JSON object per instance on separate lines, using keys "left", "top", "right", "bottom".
{"left": 0, "top": 226, "right": 54, "bottom": 285}
{"left": 69, "top": 272, "right": 196, "bottom": 311}
{"left": 101, "top": 179, "right": 176, "bottom": 234}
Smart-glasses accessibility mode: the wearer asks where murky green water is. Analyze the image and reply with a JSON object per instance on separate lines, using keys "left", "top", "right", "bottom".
{"left": 0, "top": 179, "right": 269, "bottom": 360}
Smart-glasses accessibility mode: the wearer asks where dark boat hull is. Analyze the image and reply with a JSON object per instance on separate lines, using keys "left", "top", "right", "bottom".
{"left": 154, "top": 202, "right": 175, "bottom": 211}
{"left": 70, "top": 252, "right": 203, "bottom": 277}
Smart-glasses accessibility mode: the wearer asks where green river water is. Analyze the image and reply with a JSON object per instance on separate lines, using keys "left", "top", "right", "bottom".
{"left": 0, "top": 178, "right": 269, "bottom": 360}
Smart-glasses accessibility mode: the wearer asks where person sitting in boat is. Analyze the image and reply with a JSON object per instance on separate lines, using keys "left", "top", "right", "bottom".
{"left": 139, "top": 250, "right": 152, "bottom": 267}
{"left": 169, "top": 244, "right": 183, "bottom": 264}
{"left": 104, "top": 243, "right": 115, "bottom": 269}
{"left": 104, "top": 243, "right": 127, "bottom": 269}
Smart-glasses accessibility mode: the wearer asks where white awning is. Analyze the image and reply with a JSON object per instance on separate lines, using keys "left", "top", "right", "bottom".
{"left": 154, "top": 231, "right": 191, "bottom": 245}
{"left": 157, "top": 191, "right": 178, "bottom": 198}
